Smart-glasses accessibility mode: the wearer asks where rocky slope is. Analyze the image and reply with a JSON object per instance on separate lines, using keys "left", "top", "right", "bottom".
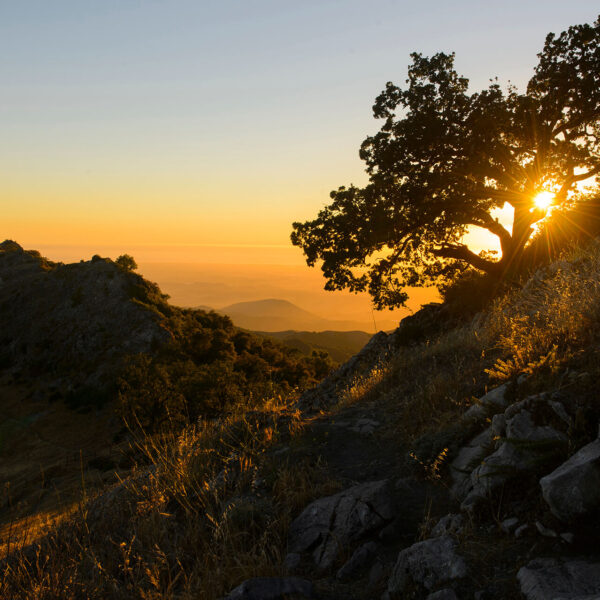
{"left": 3, "top": 240, "right": 600, "bottom": 599}
{"left": 221, "top": 247, "right": 600, "bottom": 599}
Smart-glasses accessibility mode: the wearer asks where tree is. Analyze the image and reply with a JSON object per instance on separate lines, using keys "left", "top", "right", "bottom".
{"left": 291, "top": 17, "right": 600, "bottom": 309}
{"left": 116, "top": 254, "right": 138, "bottom": 272}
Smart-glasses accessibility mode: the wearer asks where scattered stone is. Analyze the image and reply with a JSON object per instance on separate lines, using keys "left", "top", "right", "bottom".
{"left": 287, "top": 479, "right": 393, "bottom": 572}
{"left": 463, "top": 384, "right": 509, "bottom": 421}
{"left": 515, "top": 524, "right": 529, "bottom": 538}
{"left": 500, "top": 517, "right": 519, "bottom": 534}
{"left": 431, "top": 513, "right": 465, "bottom": 538}
{"left": 540, "top": 439, "right": 600, "bottom": 522}
{"left": 223, "top": 577, "right": 315, "bottom": 600}
{"left": 426, "top": 589, "right": 458, "bottom": 600}
{"left": 385, "top": 535, "right": 467, "bottom": 595}
{"left": 517, "top": 558, "right": 600, "bottom": 600}
{"left": 535, "top": 521, "right": 558, "bottom": 538}
{"left": 336, "top": 541, "right": 378, "bottom": 581}
{"left": 560, "top": 532, "right": 575, "bottom": 544}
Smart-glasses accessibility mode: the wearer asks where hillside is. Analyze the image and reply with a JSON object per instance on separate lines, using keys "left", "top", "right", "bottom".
{"left": 255, "top": 330, "right": 372, "bottom": 363}
{"left": 3, "top": 239, "right": 600, "bottom": 599}
{"left": 219, "top": 298, "right": 378, "bottom": 332}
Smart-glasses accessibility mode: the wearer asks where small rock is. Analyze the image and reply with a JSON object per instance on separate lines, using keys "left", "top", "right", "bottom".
{"left": 336, "top": 541, "right": 378, "bottom": 582}
{"left": 426, "top": 589, "right": 458, "bottom": 600}
{"left": 385, "top": 535, "right": 467, "bottom": 595}
{"left": 535, "top": 521, "right": 558, "bottom": 538}
{"left": 540, "top": 438, "right": 600, "bottom": 522}
{"left": 517, "top": 558, "right": 600, "bottom": 600}
{"left": 560, "top": 532, "right": 575, "bottom": 544}
{"left": 223, "top": 577, "right": 315, "bottom": 600}
{"left": 500, "top": 517, "right": 519, "bottom": 534}
{"left": 431, "top": 514, "right": 464, "bottom": 538}
{"left": 463, "top": 384, "right": 509, "bottom": 421}
{"left": 515, "top": 524, "right": 529, "bottom": 538}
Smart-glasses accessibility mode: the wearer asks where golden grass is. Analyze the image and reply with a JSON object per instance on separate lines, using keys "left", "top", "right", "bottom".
{"left": 0, "top": 394, "right": 340, "bottom": 600}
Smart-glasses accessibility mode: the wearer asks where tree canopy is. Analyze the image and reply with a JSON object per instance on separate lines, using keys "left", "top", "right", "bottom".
{"left": 291, "top": 16, "right": 600, "bottom": 309}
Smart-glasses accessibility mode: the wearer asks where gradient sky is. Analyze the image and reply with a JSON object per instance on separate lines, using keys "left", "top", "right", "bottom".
{"left": 2, "top": 1, "right": 598, "bottom": 264}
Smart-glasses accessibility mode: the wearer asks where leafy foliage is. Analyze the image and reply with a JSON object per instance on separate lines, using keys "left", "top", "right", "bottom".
{"left": 292, "top": 16, "right": 600, "bottom": 308}
{"left": 115, "top": 254, "right": 138, "bottom": 272}
{"left": 118, "top": 307, "right": 332, "bottom": 430}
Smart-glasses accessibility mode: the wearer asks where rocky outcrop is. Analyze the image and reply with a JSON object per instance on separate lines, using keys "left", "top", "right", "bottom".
{"left": 295, "top": 331, "right": 397, "bottom": 411}
{"left": 385, "top": 535, "right": 467, "bottom": 597}
{"left": 517, "top": 558, "right": 600, "bottom": 600}
{"left": 451, "top": 393, "right": 570, "bottom": 509}
{"left": 286, "top": 479, "right": 393, "bottom": 573}
{"left": 540, "top": 438, "right": 600, "bottom": 522}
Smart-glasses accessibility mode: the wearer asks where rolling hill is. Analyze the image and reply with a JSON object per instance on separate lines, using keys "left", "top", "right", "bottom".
{"left": 218, "top": 298, "right": 378, "bottom": 332}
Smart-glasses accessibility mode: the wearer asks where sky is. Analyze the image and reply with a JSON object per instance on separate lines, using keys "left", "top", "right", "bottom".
{"left": 1, "top": 1, "right": 598, "bottom": 325}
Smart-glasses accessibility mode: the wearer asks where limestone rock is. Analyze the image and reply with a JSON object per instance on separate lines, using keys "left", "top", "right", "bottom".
{"left": 336, "top": 541, "right": 378, "bottom": 582}
{"left": 431, "top": 514, "right": 464, "bottom": 538}
{"left": 450, "top": 428, "right": 494, "bottom": 498}
{"left": 223, "top": 577, "right": 315, "bottom": 600}
{"left": 461, "top": 410, "right": 567, "bottom": 509}
{"left": 463, "top": 384, "right": 509, "bottom": 421}
{"left": 517, "top": 558, "right": 600, "bottom": 600}
{"left": 287, "top": 479, "right": 393, "bottom": 572}
{"left": 385, "top": 535, "right": 467, "bottom": 595}
{"left": 540, "top": 439, "right": 600, "bottom": 522}
{"left": 426, "top": 590, "right": 458, "bottom": 600}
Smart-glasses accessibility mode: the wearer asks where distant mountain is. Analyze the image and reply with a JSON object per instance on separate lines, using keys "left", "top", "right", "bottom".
{"left": 218, "top": 298, "right": 376, "bottom": 332}
{"left": 255, "top": 330, "right": 372, "bottom": 363}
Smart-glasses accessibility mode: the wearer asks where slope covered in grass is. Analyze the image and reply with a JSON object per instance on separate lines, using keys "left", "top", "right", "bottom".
{"left": 3, "top": 238, "right": 600, "bottom": 599}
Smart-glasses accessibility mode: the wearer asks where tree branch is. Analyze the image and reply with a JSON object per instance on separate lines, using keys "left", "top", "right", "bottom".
{"left": 431, "top": 244, "right": 500, "bottom": 274}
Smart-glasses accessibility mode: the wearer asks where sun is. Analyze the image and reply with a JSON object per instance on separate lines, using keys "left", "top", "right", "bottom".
{"left": 533, "top": 190, "right": 554, "bottom": 211}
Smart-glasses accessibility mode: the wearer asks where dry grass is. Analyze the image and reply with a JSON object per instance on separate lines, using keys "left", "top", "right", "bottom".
{"left": 0, "top": 395, "right": 340, "bottom": 600}
{"left": 5, "top": 240, "right": 600, "bottom": 599}
{"left": 343, "top": 240, "right": 600, "bottom": 449}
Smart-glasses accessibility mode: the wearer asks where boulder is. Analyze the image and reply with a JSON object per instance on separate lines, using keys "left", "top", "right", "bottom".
{"left": 336, "top": 541, "right": 378, "bottom": 582}
{"left": 517, "top": 558, "right": 600, "bottom": 600}
{"left": 223, "top": 577, "right": 315, "bottom": 600}
{"left": 385, "top": 535, "right": 467, "bottom": 596}
{"left": 450, "top": 428, "right": 494, "bottom": 498}
{"left": 461, "top": 410, "right": 567, "bottom": 509}
{"left": 540, "top": 438, "right": 600, "bottom": 522}
{"left": 287, "top": 479, "right": 393, "bottom": 572}
{"left": 463, "top": 384, "right": 510, "bottom": 421}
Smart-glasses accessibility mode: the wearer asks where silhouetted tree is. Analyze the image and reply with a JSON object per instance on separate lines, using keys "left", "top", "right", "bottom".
{"left": 292, "top": 17, "right": 600, "bottom": 308}
{"left": 116, "top": 254, "right": 138, "bottom": 272}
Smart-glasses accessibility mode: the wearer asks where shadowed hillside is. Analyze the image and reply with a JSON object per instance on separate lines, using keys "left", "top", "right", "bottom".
{"left": 3, "top": 236, "right": 600, "bottom": 599}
